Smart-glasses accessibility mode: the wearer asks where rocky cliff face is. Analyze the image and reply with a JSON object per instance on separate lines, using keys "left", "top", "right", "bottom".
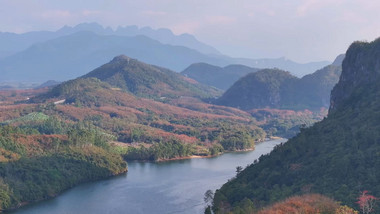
{"left": 330, "top": 38, "right": 380, "bottom": 112}
{"left": 212, "top": 37, "right": 380, "bottom": 214}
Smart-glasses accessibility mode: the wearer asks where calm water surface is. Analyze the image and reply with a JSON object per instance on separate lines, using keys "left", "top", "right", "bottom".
{"left": 11, "top": 138, "right": 286, "bottom": 214}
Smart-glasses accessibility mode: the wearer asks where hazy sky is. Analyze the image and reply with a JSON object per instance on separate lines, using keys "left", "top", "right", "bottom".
{"left": 1, "top": 0, "right": 380, "bottom": 63}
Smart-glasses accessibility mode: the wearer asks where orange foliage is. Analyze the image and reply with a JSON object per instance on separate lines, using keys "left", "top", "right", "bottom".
{"left": 258, "top": 194, "right": 339, "bottom": 214}
{"left": 0, "top": 88, "right": 48, "bottom": 102}
{"left": 0, "top": 147, "right": 20, "bottom": 162}
{"left": 13, "top": 134, "right": 67, "bottom": 156}
{"left": 56, "top": 105, "right": 109, "bottom": 121}
{"left": 0, "top": 104, "right": 39, "bottom": 121}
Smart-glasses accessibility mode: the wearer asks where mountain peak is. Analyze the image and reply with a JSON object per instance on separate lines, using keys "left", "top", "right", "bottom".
{"left": 332, "top": 54, "right": 345, "bottom": 66}
{"left": 215, "top": 69, "right": 298, "bottom": 109}
{"left": 330, "top": 38, "right": 380, "bottom": 112}
{"left": 111, "top": 55, "right": 134, "bottom": 64}
{"left": 81, "top": 56, "right": 221, "bottom": 99}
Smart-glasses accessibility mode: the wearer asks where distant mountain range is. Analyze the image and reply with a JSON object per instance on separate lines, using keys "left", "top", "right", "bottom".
{"left": 0, "top": 23, "right": 331, "bottom": 83}
{"left": 0, "top": 22, "right": 219, "bottom": 58}
{"left": 0, "top": 31, "right": 228, "bottom": 82}
{"left": 181, "top": 63, "right": 259, "bottom": 90}
{"left": 215, "top": 62, "right": 342, "bottom": 110}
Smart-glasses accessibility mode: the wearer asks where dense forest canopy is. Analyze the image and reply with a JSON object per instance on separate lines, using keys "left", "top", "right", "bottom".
{"left": 212, "top": 38, "right": 380, "bottom": 213}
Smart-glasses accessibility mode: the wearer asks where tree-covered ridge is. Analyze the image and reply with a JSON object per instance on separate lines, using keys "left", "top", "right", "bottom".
{"left": 212, "top": 38, "right": 380, "bottom": 213}
{"left": 81, "top": 55, "right": 221, "bottom": 100}
{"left": 0, "top": 68, "right": 267, "bottom": 211}
{"left": 216, "top": 65, "right": 341, "bottom": 111}
{"left": 33, "top": 77, "right": 131, "bottom": 107}
{"left": 30, "top": 73, "right": 266, "bottom": 154}
{"left": 0, "top": 124, "right": 127, "bottom": 211}
{"left": 216, "top": 69, "right": 297, "bottom": 110}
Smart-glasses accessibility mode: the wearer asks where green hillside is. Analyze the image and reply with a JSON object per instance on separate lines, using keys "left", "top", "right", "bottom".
{"left": 215, "top": 69, "right": 297, "bottom": 109}
{"left": 212, "top": 38, "right": 380, "bottom": 213}
{"left": 82, "top": 55, "right": 221, "bottom": 99}
{"left": 215, "top": 65, "right": 341, "bottom": 111}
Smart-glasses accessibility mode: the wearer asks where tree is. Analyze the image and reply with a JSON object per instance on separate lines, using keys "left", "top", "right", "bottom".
{"left": 0, "top": 179, "right": 11, "bottom": 211}
{"left": 204, "top": 190, "right": 214, "bottom": 214}
{"left": 204, "top": 189, "right": 214, "bottom": 204}
{"left": 336, "top": 205, "right": 358, "bottom": 214}
{"left": 357, "top": 191, "right": 377, "bottom": 214}
{"left": 204, "top": 206, "right": 212, "bottom": 214}
{"left": 236, "top": 166, "right": 243, "bottom": 175}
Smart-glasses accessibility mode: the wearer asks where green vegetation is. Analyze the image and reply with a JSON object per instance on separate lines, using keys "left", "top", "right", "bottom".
{"left": 0, "top": 54, "right": 269, "bottom": 211}
{"left": 34, "top": 78, "right": 119, "bottom": 107}
{"left": 123, "top": 124, "right": 266, "bottom": 161}
{"left": 0, "top": 124, "right": 127, "bottom": 211}
{"left": 125, "top": 139, "right": 194, "bottom": 161}
{"left": 216, "top": 66, "right": 341, "bottom": 111}
{"left": 2, "top": 112, "right": 49, "bottom": 124}
{"left": 216, "top": 69, "right": 297, "bottom": 110}
{"left": 250, "top": 108, "right": 327, "bottom": 138}
{"left": 30, "top": 69, "right": 266, "bottom": 160}
{"left": 82, "top": 55, "right": 222, "bottom": 99}
{"left": 212, "top": 38, "right": 380, "bottom": 213}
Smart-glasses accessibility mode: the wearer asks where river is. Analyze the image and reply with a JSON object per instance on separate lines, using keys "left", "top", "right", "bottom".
{"left": 10, "top": 138, "right": 286, "bottom": 214}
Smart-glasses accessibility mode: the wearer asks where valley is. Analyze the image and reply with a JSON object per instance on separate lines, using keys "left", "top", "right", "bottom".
{"left": 9, "top": 138, "right": 286, "bottom": 214}
{"left": 0, "top": 50, "right": 333, "bottom": 211}
{"left": 0, "top": 5, "right": 378, "bottom": 213}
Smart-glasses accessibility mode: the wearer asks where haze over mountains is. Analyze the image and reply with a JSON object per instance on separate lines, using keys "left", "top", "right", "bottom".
{"left": 0, "top": 22, "right": 219, "bottom": 58}
{"left": 0, "top": 23, "right": 331, "bottom": 83}
{"left": 181, "top": 63, "right": 259, "bottom": 90}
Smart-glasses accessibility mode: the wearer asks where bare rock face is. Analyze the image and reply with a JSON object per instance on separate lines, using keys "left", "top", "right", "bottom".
{"left": 329, "top": 38, "right": 380, "bottom": 113}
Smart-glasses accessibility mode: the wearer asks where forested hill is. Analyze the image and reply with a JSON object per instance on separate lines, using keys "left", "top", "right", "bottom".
{"left": 181, "top": 63, "right": 259, "bottom": 90}
{"left": 0, "top": 57, "right": 267, "bottom": 211}
{"left": 215, "top": 69, "right": 297, "bottom": 109}
{"left": 215, "top": 64, "right": 341, "bottom": 111}
{"left": 81, "top": 55, "right": 221, "bottom": 99}
{"left": 212, "top": 38, "right": 380, "bottom": 213}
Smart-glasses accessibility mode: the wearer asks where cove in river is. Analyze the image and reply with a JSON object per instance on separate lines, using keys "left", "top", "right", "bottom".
{"left": 10, "top": 138, "right": 286, "bottom": 214}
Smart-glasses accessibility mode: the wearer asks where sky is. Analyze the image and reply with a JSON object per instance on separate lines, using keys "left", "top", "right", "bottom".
{"left": 1, "top": 0, "right": 380, "bottom": 63}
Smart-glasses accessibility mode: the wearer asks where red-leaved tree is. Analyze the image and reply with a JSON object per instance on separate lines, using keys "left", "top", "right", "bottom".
{"left": 357, "top": 190, "right": 378, "bottom": 214}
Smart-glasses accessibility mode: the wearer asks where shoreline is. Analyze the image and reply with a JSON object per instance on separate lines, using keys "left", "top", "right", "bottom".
{"left": 6, "top": 137, "right": 284, "bottom": 213}
{"left": 5, "top": 170, "right": 128, "bottom": 213}
{"left": 155, "top": 154, "right": 219, "bottom": 162}
{"left": 155, "top": 137, "right": 282, "bottom": 162}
